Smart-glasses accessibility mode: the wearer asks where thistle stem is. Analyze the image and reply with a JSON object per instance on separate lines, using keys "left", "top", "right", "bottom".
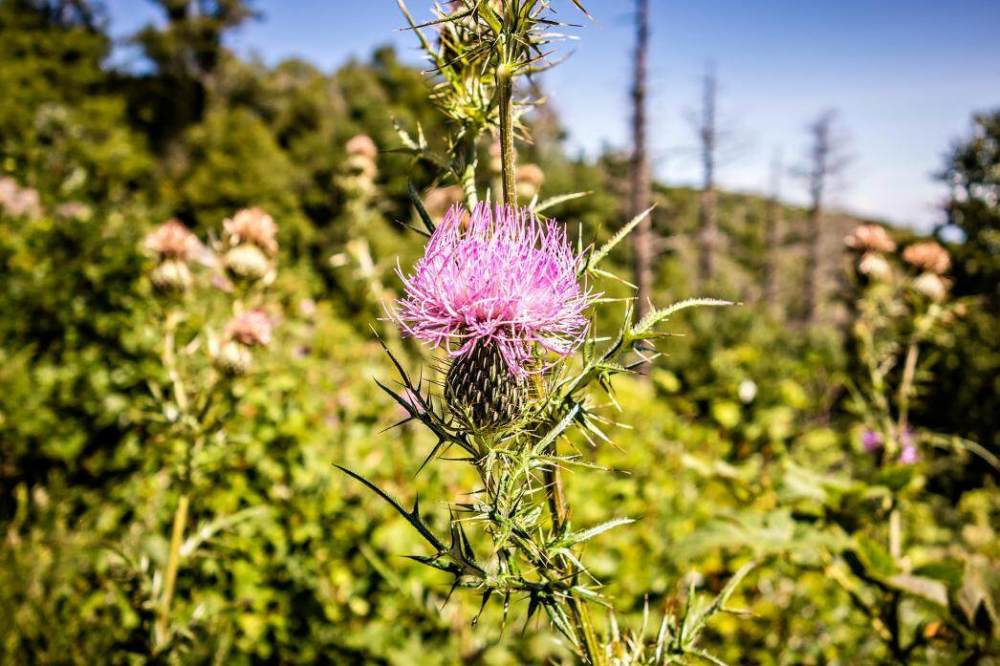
{"left": 156, "top": 492, "right": 189, "bottom": 647}
{"left": 497, "top": 64, "right": 516, "bottom": 207}
{"left": 545, "top": 464, "right": 605, "bottom": 665}
{"left": 896, "top": 341, "right": 919, "bottom": 435}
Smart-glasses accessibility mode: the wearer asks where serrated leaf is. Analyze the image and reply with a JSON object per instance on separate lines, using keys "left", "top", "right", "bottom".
{"left": 584, "top": 206, "right": 653, "bottom": 276}
{"left": 630, "top": 298, "right": 734, "bottom": 338}
{"left": 562, "top": 517, "right": 635, "bottom": 547}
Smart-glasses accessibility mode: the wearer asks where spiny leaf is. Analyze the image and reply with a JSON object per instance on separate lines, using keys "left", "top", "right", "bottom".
{"left": 408, "top": 181, "right": 436, "bottom": 234}
{"left": 532, "top": 403, "right": 581, "bottom": 456}
{"left": 561, "top": 517, "right": 635, "bottom": 547}
{"left": 532, "top": 190, "right": 590, "bottom": 214}
{"left": 584, "top": 206, "right": 654, "bottom": 276}
{"left": 631, "top": 297, "right": 735, "bottom": 338}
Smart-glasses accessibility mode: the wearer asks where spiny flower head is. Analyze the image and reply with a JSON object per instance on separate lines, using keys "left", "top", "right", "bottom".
{"left": 902, "top": 241, "right": 950, "bottom": 275}
{"left": 395, "top": 203, "right": 593, "bottom": 377}
{"left": 225, "top": 309, "right": 273, "bottom": 347}
{"left": 144, "top": 219, "right": 201, "bottom": 262}
{"left": 844, "top": 224, "right": 896, "bottom": 254}
{"left": 223, "top": 208, "right": 278, "bottom": 256}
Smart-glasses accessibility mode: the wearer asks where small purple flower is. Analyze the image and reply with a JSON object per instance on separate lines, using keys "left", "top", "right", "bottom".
{"left": 394, "top": 203, "right": 593, "bottom": 377}
{"left": 861, "top": 429, "right": 883, "bottom": 453}
{"left": 899, "top": 444, "right": 919, "bottom": 465}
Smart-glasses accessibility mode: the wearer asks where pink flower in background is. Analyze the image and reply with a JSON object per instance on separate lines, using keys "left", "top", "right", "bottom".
{"left": 223, "top": 208, "right": 278, "bottom": 256}
{"left": 144, "top": 219, "right": 201, "bottom": 262}
{"left": 394, "top": 203, "right": 593, "bottom": 377}
{"left": 899, "top": 444, "right": 919, "bottom": 465}
{"left": 902, "top": 241, "right": 950, "bottom": 275}
{"left": 861, "top": 429, "right": 883, "bottom": 453}
{"left": 225, "top": 310, "right": 273, "bottom": 347}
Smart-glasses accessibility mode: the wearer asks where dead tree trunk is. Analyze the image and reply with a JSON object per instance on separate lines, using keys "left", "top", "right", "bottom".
{"left": 696, "top": 65, "right": 718, "bottom": 287}
{"left": 630, "top": 0, "right": 653, "bottom": 323}
{"left": 763, "top": 149, "right": 783, "bottom": 311}
{"left": 802, "top": 111, "right": 837, "bottom": 324}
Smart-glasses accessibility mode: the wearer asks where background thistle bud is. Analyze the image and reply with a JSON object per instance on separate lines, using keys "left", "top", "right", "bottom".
{"left": 345, "top": 134, "right": 378, "bottom": 161}
{"left": 445, "top": 341, "right": 528, "bottom": 432}
{"left": 224, "top": 243, "right": 271, "bottom": 281}
{"left": 214, "top": 339, "right": 253, "bottom": 375}
{"left": 150, "top": 258, "right": 193, "bottom": 293}
{"left": 858, "top": 252, "right": 892, "bottom": 280}
{"left": 913, "top": 272, "right": 948, "bottom": 301}
{"left": 902, "top": 241, "right": 950, "bottom": 275}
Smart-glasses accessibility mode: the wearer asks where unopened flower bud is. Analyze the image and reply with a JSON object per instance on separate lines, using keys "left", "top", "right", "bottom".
{"left": 224, "top": 244, "right": 271, "bottom": 281}
{"left": 913, "top": 272, "right": 948, "bottom": 301}
{"left": 215, "top": 339, "right": 253, "bottom": 375}
{"left": 150, "top": 259, "right": 193, "bottom": 293}
{"left": 858, "top": 252, "right": 892, "bottom": 281}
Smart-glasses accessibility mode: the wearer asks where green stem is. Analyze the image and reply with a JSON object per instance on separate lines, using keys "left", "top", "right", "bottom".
{"left": 156, "top": 492, "right": 190, "bottom": 648}
{"left": 896, "top": 341, "right": 919, "bottom": 435}
{"left": 497, "top": 64, "right": 516, "bottom": 207}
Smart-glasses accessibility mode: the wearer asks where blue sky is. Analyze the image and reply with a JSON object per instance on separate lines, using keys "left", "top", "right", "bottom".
{"left": 104, "top": 0, "right": 1000, "bottom": 229}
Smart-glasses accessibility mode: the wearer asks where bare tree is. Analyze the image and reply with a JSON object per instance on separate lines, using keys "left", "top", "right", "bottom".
{"left": 798, "top": 110, "right": 848, "bottom": 323}
{"left": 630, "top": 0, "right": 654, "bottom": 324}
{"left": 763, "top": 148, "right": 783, "bottom": 310}
{"left": 695, "top": 63, "right": 719, "bottom": 287}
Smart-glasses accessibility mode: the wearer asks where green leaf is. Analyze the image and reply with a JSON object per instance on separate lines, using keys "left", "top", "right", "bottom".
{"left": 887, "top": 574, "right": 949, "bottom": 607}
{"left": 531, "top": 190, "right": 590, "bottom": 214}
{"left": 408, "top": 181, "right": 436, "bottom": 234}
{"left": 561, "top": 517, "right": 635, "bottom": 547}
{"left": 630, "top": 298, "right": 734, "bottom": 339}
{"left": 584, "top": 206, "right": 653, "bottom": 275}
{"left": 853, "top": 537, "right": 897, "bottom": 579}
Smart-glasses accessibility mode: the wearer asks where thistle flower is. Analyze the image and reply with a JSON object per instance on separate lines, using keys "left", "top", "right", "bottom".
{"left": 225, "top": 309, "right": 273, "bottom": 347}
{"left": 861, "top": 429, "right": 883, "bottom": 453}
{"left": 516, "top": 163, "right": 545, "bottom": 200}
{"left": 857, "top": 252, "right": 892, "bottom": 281}
{"left": 844, "top": 224, "right": 896, "bottom": 253}
{"left": 345, "top": 134, "right": 378, "bottom": 161}
{"left": 912, "top": 272, "right": 949, "bottom": 301}
{"left": 215, "top": 310, "right": 273, "bottom": 375}
{"left": 223, "top": 208, "right": 278, "bottom": 256}
{"left": 394, "top": 203, "right": 593, "bottom": 429}
{"left": 902, "top": 241, "right": 950, "bottom": 275}
{"left": 144, "top": 219, "right": 201, "bottom": 262}
{"left": 899, "top": 443, "right": 919, "bottom": 465}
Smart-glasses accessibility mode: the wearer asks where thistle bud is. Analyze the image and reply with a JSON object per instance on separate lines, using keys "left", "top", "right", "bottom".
{"left": 912, "top": 272, "right": 948, "bottom": 301}
{"left": 224, "top": 243, "right": 271, "bottom": 281}
{"left": 445, "top": 341, "right": 529, "bottom": 432}
{"left": 857, "top": 252, "right": 892, "bottom": 281}
{"left": 346, "top": 154, "right": 377, "bottom": 180}
{"left": 150, "top": 259, "right": 193, "bottom": 293}
{"left": 214, "top": 339, "right": 253, "bottom": 375}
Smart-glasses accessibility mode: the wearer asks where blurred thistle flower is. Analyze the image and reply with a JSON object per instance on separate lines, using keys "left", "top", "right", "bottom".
{"left": 0, "top": 176, "right": 42, "bottom": 219}
{"left": 144, "top": 219, "right": 201, "bottom": 262}
{"left": 394, "top": 203, "right": 593, "bottom": 429}
{"left": 861, "top": 429, "right": 883, "bottom": 453}
{"left": 215, "top": 310, "right": 273, "bottom": 375}
{"left": 516, "top": 163, "right": 545, "bottom": 200}
{"left": 55, "top": 201, "right": 91, "bottom": 221}
{"left": 899, "top": 443, "right": 919, "bottom": 465}
{"left": 223, "top": 207, "right": 278, "bottom": 256}
{"left": 857, "top": 252, "right": 893, "bottom": 281}
{"left": 423, "top": 185, "right": 465, "bottom": 220}
{"left": 346, "top": 154, "right": 377, "bottom": 180}
{"left": 225, "top": 309, "right": 273, "bottom": 347}
{"left": 912, "top": 272, "right": 949, "bottom": 301}
{"left": 844, "top": 224, "right": 896, "bottom": 253}
{"left": 902, "top": 241, "right": 950, "bottom": 275}
{"left": 345, "top": 134, "right": 378, "bottom": 161}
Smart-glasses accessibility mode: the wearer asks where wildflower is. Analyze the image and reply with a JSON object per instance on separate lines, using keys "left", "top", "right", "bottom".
{"left": 899, "top": 443, "right": 919, "bottom": 465}
{"left": 225, "top": 309, "right": 273, "bottom": 347}
{"left": 861, "top": 429, "right": 883, "bottom": 453}
{"left": 144, "top": 219, "right": 201, "bottom": 262}
{"left": 844, "top": 224, "right": 896, "bottom": 253}
{"left": 902, "top": 241, "right": 950, "bottom": 275}
{"left": 912, "top": 272, "right": 948, "bottom": 301}
{"left": 345, "top": 134, "right": 378, "bottom": 161}
{"left": 0, "top": 177, "right": 42, "bottom": 218}
{"left": 857, "top": 252, "right": 892, "bottom": 281}
{"left": 215, "top": 310, "right": 273, "bottom": 375}
{"left": 394, "top": 203, "right": 593, "bottom": 429}
{"left": 144, "top": 219, "right": 201, "bottom": 293}
{"left": 223, "top": 208, "right": 278, "bottom": 256}
{"left": 738, "top": 379, "right": 757, "bottom": 404}
{"left": 516, "top": 163, "right": 545, "bottom": 200}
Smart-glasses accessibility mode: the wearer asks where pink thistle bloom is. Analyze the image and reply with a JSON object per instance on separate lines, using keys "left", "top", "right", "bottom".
{"left": 225, "top": 309, "right": 273, "bottom": 347}
{"left": 144, "top": 219, "right": 202, "bottom": 262}
{"left": 394, "top": 203, "right": 594, "bottom": 377}
{"left": 223, "top": 207, "right": 278, "bottom": 256}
